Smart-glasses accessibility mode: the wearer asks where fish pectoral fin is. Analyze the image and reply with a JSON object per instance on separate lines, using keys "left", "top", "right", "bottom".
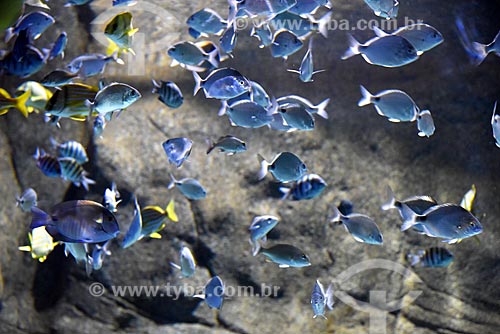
{"left": 18, "top": 245, "right": 32, "bottom": 252}
{"left": 442, "top": 238, "right": 461, "bottom": 244}
{"left": 278, "top": 264, "right": 290, "bottom": 268}
{"left": 352, "top": 235, "right": 365, "bottom": 243}
{"left": 149, "top": 232, "right": 162, "bottom": 239}
{"left": 388, "top": 118, "right": 401, "bottom": 123}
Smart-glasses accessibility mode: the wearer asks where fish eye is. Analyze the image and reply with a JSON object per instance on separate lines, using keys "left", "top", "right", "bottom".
{"left": 457, "top": 225, "right": 462, "bottom": 230}
{"left": 301, "top": 254, "right": 307, "bottom": 259}
{"left": 469, "top": 222, "right": 475, "bottom": 227}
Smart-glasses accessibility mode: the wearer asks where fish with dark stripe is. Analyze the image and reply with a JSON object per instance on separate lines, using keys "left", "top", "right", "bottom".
{"left": 33, "top": 148, "right": 61, "bottom": 177}
{"left": 407, "top": 247, "right": 454, "bottom": 268}
{"left": 152, "top": 80, "right": 184, "bottom": 108}
{"left": 58, "top": 158, "right": 95, "bottom": 190}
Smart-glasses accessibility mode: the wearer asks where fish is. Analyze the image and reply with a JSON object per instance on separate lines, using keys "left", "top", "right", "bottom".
{"left": 187, "top": 8, "right": 227, "bottom": 36}
{"left": 193, "top": 68, "right": 251, "bottom": 100}
{"left": 237, "top": 0, "right": 296, "bottom": 17}
{"left": 311, "top": 280, "right": 334, "bottom": 319}
{"left": 220, "top": 22, "right": 237, "bottom": 55}
{"left": 152, "top": 80, "right": 184, "bottom": 109}
{"left": 278, "top": 103, "right": 315, "bottom": 131}
{"left": 416, "top": 110, "right": 435, "bottom": 137}
{"left": 18, "top": 226, "right": 58, "bottom": 262}
{"left": 329, "top": 207, "right": 383, "bottom": 245}
{"left": 16, "top": 81, "right": 53, "bottom": 113}
{"left": 257, "top": 152, "right": 308, "bottom": 183}
{"left": 279, "top": 173, "right": 327, "bottom": 200}
{"left": 91, "top": 240, "right": 112, "bottom": 270}
{"left": 472, "top": 29, "right": 500, "bottom": 65}
{"left": 400, "top": 203, "right": 483, "bottom": 244}
{"left": 194, "top": 276, "right": 224, "bottom": 310}
{"left": 104, "top": 12, "right": 139, "bottom": 55}
{"left": 168, "top": 41, "right": 219, "bottom": 68}
{"left": 358, "top": 85, "right": 419, "bottom": 122}
{"left": 170, "top": 245, "right": 197, "bottom": 278}
{"left": 5, "top": 10, "right": 55, "bottom": 43}
{"left": 251, "top": 23, "right": 273, "bottom": 48}
{"left": 258, "top": 244, "right": 311, "bottom": 268}
{"left": 33, "top": 148, "right": 61, "bottom": 177}
{"left": 140, "top": 200, "right": 177, "bottom": 239}
{"left": 460, "top": 184, "right": 476, "bottom": 212}
{"left": 162, "top": 137, "right": 193, "bottom": 168}
{"left": 64, "top": 242, "right": 89, "bottom": 263}
{"left": 491, "top": 101, "right": 500, "bottom": 148}
{"left": 268, "top": 113, "right": 294, "bottom": 132}
{"left": 113, "top": 0, "right": 137, "bottom": 6}
{"left": 0, "top": 46, "right": 47, "bottom": 78}
{"left": 50, "top": 138, "right": 88, "bottom": 164}
{"left": 93, "top": 114, "right": 107, "bottom": 138}
{"left": 373, "top": 24, "right": 444, "bottom": 55}
{"left": 338, "top": 199, "right": 354, "bottom": 216}
{"left": 168, "top": 174, "right": 207, "bottom": 200}
{"left": 277, "top": 95, "right": 329, "bottom": 119}
{"left": 16, "top": 188, "right": 38, "bottom": 212}
{"left": 45, "top": 83, "right": 99, "bottom": 119}
{"left": 67, "top": 53, "right": 124, "bottom": 78}
{"left": 0, "top": 88, "right": 30, "bottom": 117}
{"left": 271, "top": 30, "right": 303, "bottom": 60}
{"left": 287, "top": 38, "right": 325, "bottom": 82}
{"left": 48, "top": 32, "right": 68, "bottom": 60}
{"left": 249, "top": 215, "right": 279, "bottom": 256}
{"left": 58, "top": 158, "right": 95, "bottom": 191}
{"left": 250, "top": 81, "right": 271, "bottom": 108}
{"left": 30, "top": 200, "right": 120, "bottom": 243}
{"left": 289, "top": 0, "right": 332, "bottom": 15}
{"left": 87, "top": 82, "right": 142, "bottom": 115}
{"left": 226, "top": 100, "right": 274, "bottom": 128}
{"left": 206, "top": 135, "right": 247, "bottom": 155}
{"left": 121, "top": 198, "right": 142, "bottom": 249}
{"left": 104, "top": 182, "right": 121, "bottom": 213}
{"left": 406, "top": 247, "right": 454, "bottom": 268}
{"left": 40, "top": 70, "right": 79, "bottom": 87}
{"left": 363, "top": 0, "right": 399, "bottom": 19}
{"left": 270, "top": 11, "right": 332, "bottom": 39}
{"left": 342, "top": 34, "right": 419, "bottom": 67}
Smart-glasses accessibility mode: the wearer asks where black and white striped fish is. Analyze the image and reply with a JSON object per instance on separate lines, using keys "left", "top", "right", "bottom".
{"left": 406, "top": 247, "right": 454, "bottom": 268}
{"left": 58, "top": 158, "right": 95, "bottom": 190}
{"left": 152, "top": 80, "right": 184, "bottom": 109}
{"left": 33, "top": 148, "right": 61, "bottom": 177}
{"left": 279, "top": 174, "right": 327, "bottom": 200}
{"left": 51, "top": 138, "right": 88, "bottom": 164}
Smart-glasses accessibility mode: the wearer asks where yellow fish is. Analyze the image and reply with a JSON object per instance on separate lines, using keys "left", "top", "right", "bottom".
{"left": 18, "top": 226, "right": 59, "bottom": 262}
{"left": 0, "top": 88, "right": 31, "bottom": 117}
{"left": 44, "top": 83, "right": 99, "bottom": 119}
{"left": 16, "top": 81, "right": 53, "bottom": 113}
{"left": 104, "top": 12, "right": 139, "bottom": 56}
{"left": 140, "top": 200, "right": 178, "bottom": 239}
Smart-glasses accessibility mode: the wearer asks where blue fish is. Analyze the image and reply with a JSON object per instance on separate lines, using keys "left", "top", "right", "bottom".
{"left": 93, "top": 114, "right": 107, "bottom": 138}
{"left": 358, "top": 85, "right": 419, "bottom": 122}
{"left": 64, "top": 242, "right": 89, "bottom": 264}
{"left": 220, "top": 23, "right": 237, "bottom": 55}
{"left": 48, "top": 32, "right": 68, "bottom": 60}
{"left": 330, "top": 207, "right": 383, "bottom": 245}
{"left": 170, "top": 245, "right": 197, "bottom": 278}
{"left": 41, "top": 70, "right": 79, "bottom": 87}
{"left": 5, "top": 11, "right": 55, "bottom": 42}
{"left": 373, "top": 24, "right": 443, "bottom": 55}
{"left": 251, "top": 23, "right": 273, "bottom": 48}
{"left": 188, "top": 27, "right": 202, "bottom": 39}
{"left": 168, "top": 174, "right": 207, "bottom": 200}
{"left": 249, "top": 215, "right": 279, "bottom": 256}
{"left": 416, "top": 110, "right": 435, "bottom": 137}
{"left": 206, "top": 135, "right": 246, "bottom": 155}
{"left": 277, "top": 95, "right": 329, "bottom": 119}
{"left": 91, "top": 240, "right": 112, "bottom": 270}
{"left": 268, "top": 113, "right": 294, "bottom": 132}
{"left": 258, "top": 244, "right": 311, "bottom": 268}
{"left": 258, "top": 152, "right": 308, "bottom": 183}
{"left": 472, "top": 29, "right": 500, "bottom": 65}
{"left": 30, "top": 200, "right": 120, "bottom": 243}
{"left": 33, "top": 148, "right": 61, "bottom": 177}
{"left": 121, "top": 198, "right": 142, "bottom": 249}
{"left": 168, "top": 41, "right": 219, "bottom": 69}
{"left": 152, "top": 80, "right": 183, "bottom": 109}
{"left": 195, "top": 276, "right": 224, "bottom": 310}
{"left": 287, "top": 38, "right": 325, "bottom": 82}
{"left": 89, "top": 82, "right": 142, "bottom": 116}
{"left": 271, "top": 30, "right": 303, "bottom": 60}
{"left": 67, "top": 53, "right": 124, "bottom": 78}
{"left": 50, "top": 138, "right": 88, "bottom": 164}
{"left": 58, "top": 158, "right": 95, "bottom": 191}
{"left": 250, "top": 81, "right": 271, "bottom": 108}
{"left": 407, "top": 247, "right": 454, "bottom": 268}
{"left": 187, "top": 8, "right": 226, "bottom": 36}
{"left": 363, "top": 0, "right": 399, "bottom": 19}
{"left": 311, "top": 280, "right": 334, "bottom": 319}
{"left": 193, "top": 67, "right": 251, "bottom": 100}
{"left": 280, "top": 174, "right": 327, "bottom": 200}
{"left": 1, "top": 46, "right": 46, "bottom": 78}
{"left": 237, "top": 0, "right": 296, "bottom": 17}
{"left": 270, "top": 11, "right": 331, "bottom": 39}
{"left": 16, "top": 188, "right": 38, "bottom": 212}
{"left": 162, "top": 137, "right": 193, "bottom": 168}
{"left": 491, "top": 101, "right": 500, "bottom": 148}
{"left": 278, "top": 103, "right": 315, "bottom": 131}
{"left": 226, "top": 100, "right": 274, "bottom": 128}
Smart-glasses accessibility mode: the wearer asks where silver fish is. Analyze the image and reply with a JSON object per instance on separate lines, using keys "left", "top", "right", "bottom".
{"left": 168, "top": 41, "right": 219, "bottom": 68}
{"left": 168, "top": 174, "right": 207, "bottom": 200}
{"left": 104, "top": 182, "right": 121, "bottom": 213}
{"left": 194, "top": 276, "right": 224, "bottom": 309}
{"left": 330, "top": 207, "right": 383, "bottom": 245}
{"left": 249, "top": 215, "right": 279, "bottom": 256}
{"left": 58, "top": 158, "right": 95, "bottom": 191}
{"left": 257, "top": 152, "right": 308, "bottom": 183}
{"left": 373, "top": 24, "right": 444, "bottom": 55}
{"left": 41, "top": 70, "right": 79, "bottom": 87}
{"left": 226, "top": 100, "right": 274, "bottom": 128}
{"left": 67, "top": 53, "right": 124, "bottom": 78}
{"left": 206, "top": 135, "right": 247, "bottom": 155}
{"left": 187, "top": 8, "right": 227, "bottom": 36}
{"left": 170, "top": 245, "right": 197, "bottom": 278}
{"left": 287, "top": 38, "right": 325, "bottom": 82}
{"left": 278, "top": 103, "right": 315, "bottom": 131}
{"left": 416, "top": 110, "right": 435, "bottom": 137}
{"left": 258, "top": 244, "right": 311, "bottom": 268}
{"left": 16, "top": 188, "right": 38, "bottom": 212}
{"left": 121, "top": 198, "right": 142, "bottom": 249}
{"left": 88, "top": 82, "right": 141, "bottom": 115}
{"left": 277, "top": 95, "right": 329, "bottom": 119}
{"left": 358, "top": 85, "right": 419, "bottom": 122}
{"left": 271, "top": 30, "right": 303, "bottom": 60}
{"left": 251, "top": 23, "right": 273, "bottom": 48}
{"left": 311, "top": 280, "right": 334, "bottom": 319}
{"left": 50, "top": 138, "right": 88, "bottom": 164}
{"left": 363, "top": 0, "right": 399, "bottom": 19}
{"left": 193, "top": 67, "right": 251, "bottom": 100}
{"left": 491, "top": 101, "right": 500, "bottom": 148}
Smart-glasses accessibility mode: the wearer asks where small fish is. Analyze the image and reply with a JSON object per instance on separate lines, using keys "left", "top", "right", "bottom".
{"left": 206, "top": 135, "right": 247, "bottom": 155}
{"left": 342, "top": 34, "right": 419, "bottom": 67}
{"left": 64, "top": 242, "right": 89, "bottom": 264}
{"left": 168, "top": 174, "right": 207, "bottom": 200}
{"left": 311, "top": 280, "right": 334, "bottom": 319}
{"left": 5, "top": 10, "right": 55, "bottom": 42}
{"left": 16, "top": 81, "right": 53, "bottom": 113}
{"left": 91, "top": 240, "right": 112, "bottom": 270}
{"left": 41, "top": 70, "right": 79, "bottom": 87}
{"left": 330, "top": 207, "right": 383, "bottom": 245}
{"left": 271, "top": 30, "right": 303, "bottom": 60}
{"left": 58, "top": 158, "right": 95, "bottom": 190}
{"left": 121, "top": 198, "right": 142, "bottom": 249}
{"left": 44, "top": 83, "right": 98, "bottom": 119}
{"left": 193, "top": 67, "right": 251, "bottom": 100}
{"left": 279, "top": 174, "right": 327, "bottom": 200}
{"left": 170, "top": 245, "right": 197, "bottom": 278}
{"left": 18, "top": 226, "right": 58, "bottom": 262}
{"left": 400, "top": 203, "right": 483, "bottom": 244}
{"left": 249, "top": 215, "right": 279, "bottom": 256}
{"left": 187, "top": 8, "right": 226, "bottom": 36}
{"left": 104, "top": 182, "right": 121, "bottom": 213}
{"left": 373, "top": 24, "right": 443, "bottom": 55}
{"left": 87, "top": 82, "right": 142, "bottom": 115}
{"left": 140, "top": 200, "right": 177, "bottom": 239}
{"left": 363, "top": 0, "right": 399, "bottom": 19}
{"left": 50, "top": 138, "right": 88, "bottom": 164}
{"left": 287, "top": 38, "right": 325, "bottom": 82}
{"left": 168, "top": 41, "right": 219, "bottom": 68}
{"left": 162, "top": 137, "right": 193, "bottom": 168}
{"left": 277, "top": 95, "right": 329, "bottom": 119}
{"left": 48, "top": 32, "right": 68, "bottom": 60}
{"left": 194, "top": 276, "right": 224, "bottom": 310}
{"left": 0, "top": 88, "right": 30, "bottom": 117}
{"left": 289, "top": 0, "right": 332, "bottom": 15}
{"left": 406, "top": 247, "right": 454, "bottom": 268}
{"left": 33, "top": 148, "right": 61, "bottom": 177}
{"left": 460, "top": 184, "right": 476, "bottom": 212}
{"left": 251, "top": 23, "right": 273, "bottom": 48}
{"left": 472, "top": 29, "right": 500, "bottom": 65}
{"left": 16, "top": 188, "right": 38, "bottom": 212}
{"left": 358, "top": 85, "right": 419, "bottom": 122}
{"left": 491, "top": 101, "right": 500, "bottom": 148}
{"left": 113, "top": 0, "right": 137, "bottom": 6}
{"left": 104, "top": 12, "right": 139, "bottom": 55}
{"left": 93, "top": 114, "right": 107, "bottom": 138}
{"left": 226, "top": 100, "right": 274, "bottom": 128}
{"left": 250, "top": 81, "right": 271, "bottom": 108}
{"left": 270, "top": 11, "right": 331, "bottom": 39}
{"left": 0, "top": 46, "right": 46, "bottom": 78}
{"left": 257, "top": 152, "right": 308, "bottom": 183}
{"left": 152, "top": 80, "right": 183, "bottom": 109}
{"left": 220, "top": 23, "right": 237, "bottom": 55}
{"left": 237, "top": 0, "right": 296, "bottom": 17}
{"left": 67, "top": 53, "right": 124, "bottom": 78}
{"left": 30, "top": 200, "right": 120, "bottom": 243}
{"left": 258, "top": 244, "right": 311, "bottom": 268}
{"left": 278, "top": 103, "right": 315, "bottom": 131}
{"left": 416, "top": 110, "right": 435, "bottom": 137}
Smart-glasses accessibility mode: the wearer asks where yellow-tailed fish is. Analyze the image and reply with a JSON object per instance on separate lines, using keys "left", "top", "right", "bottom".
{"left": 0, "top": 88, "right": 31, "bottom": 117}
{"left": 104, "top": 12, "right": 138, "bottom": 56}
{"left": 140, "top": 200, "right": 178, "bottom": 239}
{"left": 16, "top": 81, "right": 53, "bottom": 113}
{"left": 18, "top": 226, "right": 59, "bottom": 262}
{"left": 44, "top": 83, "right": 98, "bottom": 119}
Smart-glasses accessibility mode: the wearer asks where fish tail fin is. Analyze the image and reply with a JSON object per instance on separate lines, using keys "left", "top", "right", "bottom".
{"left": 406, "top": 252, "right": 420, "bottom": 267}
{"left": 218, "top": 100, "right": 228, "bottom": 116}
{"left": 492, "top": 101, "right": 498, "bottom": 124}
{"left": 381, "top": 185, "right": 397, "bottom": 210}
{"left": 166, "top": 199, "right": 178, "bottom": 222}
{"left": 4, "top": 28, "right": 15, "bottom": 43}
{"left": 250, "top": 239, "right": 261, "bottom": 256}
{"left": 341, "top": 34, "right": 361, "bottom": 60}
{"left": 206, "top": 138, "right": 216, "bottom": 154}
{"left": 328, "top": 206, "right": 343, "bottom": 224}
{"left": 15, "top": 89, "right": 31, "bottom": 118}
{"left": 49, "top": 136, "right": 59, "bottom": 149}
{"left": 317, "top": 11, "right": 332, "bottom": 38}
{"left": 372, "top": 26, "right": 388, "bottom": 37}
{"left": 167, "top": 173, "right": 177, "bottom": 189}
{"left": 400, "top": 203, "right": 419, "bottom": 231}
{"left": 81, "top": 175, "right": 96, "bottom": 191}
{"left": 192, "top": 71, "right": 203, "bottom": 96}
{"left": 256, "top": 154, "right": 269, "bottom": 180}
{"left": 30, "top": 207, "right": 51, "bottom": 229}
{"left": 471, "top": 42, "right": 488, "bottom": 65}
{"left": 315, "top": 98, "right": 330, "bottom": 120}
{"left": 206, "top": 49, "right": 219, "bottom": 68}
{"left": 279, "top": 186, "right": 291, "bottom": 200}
{"left": 358, "top": 85, "right": 373, "bottom": 107}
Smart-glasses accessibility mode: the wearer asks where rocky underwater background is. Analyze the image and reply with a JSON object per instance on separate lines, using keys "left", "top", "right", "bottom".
{"left": 1, "top": 0, "right": 500, "bottom": 333}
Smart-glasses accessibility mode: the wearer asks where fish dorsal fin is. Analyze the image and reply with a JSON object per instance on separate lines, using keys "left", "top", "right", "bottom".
{"left": 402, "top": 195, "right": 437, "bottom": 204}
